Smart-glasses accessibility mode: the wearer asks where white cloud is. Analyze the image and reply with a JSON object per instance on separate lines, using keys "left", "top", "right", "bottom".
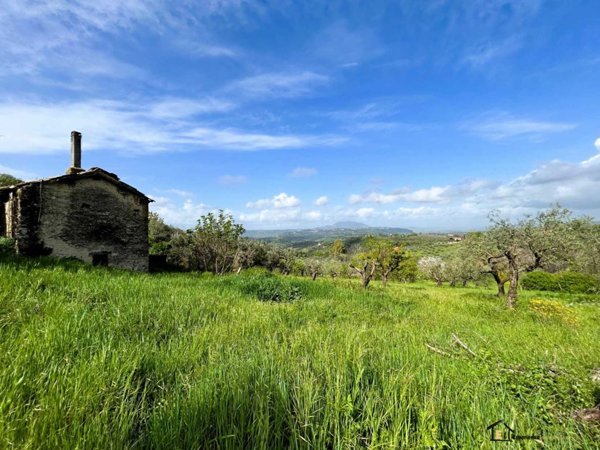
{"left": 218, "top": 175, "right": 247, "bottom": 186}
{"left": 462, "top": 37, "right": 522, "bottom": 68}
{"left": 150, "top": 194, "right": 210, "bottom": 229}
{"left": 349, "top": 186, "right": 450, "bottom": 204}
{"left": 595, "top": 137, "right": 600, "bottom": 152}
{"left": 339, "top": 142, "right": 600, "bottom": 229}
{"left": 489, "top": 153, "right": 600, "bottom": 209}
{"left": 226, "top": 71, "right": 329, "bottom": 99}
{"left": 239, "top": 208, "right": 302, "bottom": 225}
{"left": 181, "top": 127, "right": 314, "bottom": 151}
{"left": 310, "top": 21, "right": 383, "bottom": 67}
{"left": 305, "top": 210, "right": 322, "bottom": 220}
{"left": 402, "top": 186, "right": 450, "bottom": 202}
{"left": 149, "top": 98, "right": 235, "bottom": 119}
{"left": 165, "top": 189, "right": 194, "bottom": 198}
{"left": 314, "top": 195, "right": 329, "bottom": 206}
{"left": 246, "top": 192, "right": 300, "bottom": 209}
{"left": 0, "top": 1, "right": 245, "bottom": 82}
{"left": 0, "top": 99, "right": 344, "bottom": 154}
{"left": 289, "top": 167, "right": 317, "bottom": 178}
{"left": 355, "top": 207, "right": 375, "bottom": 218}
{"left": 464, "top": 113, "right": 576, "bottom": 141}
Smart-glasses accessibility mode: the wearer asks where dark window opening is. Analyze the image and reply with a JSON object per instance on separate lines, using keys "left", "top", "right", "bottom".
{"left": 92, "top": 253, "right": 109, "bottom": 267}
{"left": 81, "top": 203, "right": 91, "bottom": 209}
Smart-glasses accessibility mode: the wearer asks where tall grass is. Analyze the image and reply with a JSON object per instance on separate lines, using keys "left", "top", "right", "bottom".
{"left": 0, "top": 256, "right": 598, "bottom": 448}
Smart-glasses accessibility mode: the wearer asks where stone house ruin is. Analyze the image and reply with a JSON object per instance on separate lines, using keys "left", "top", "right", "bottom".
{"left": 0, "top": 131, "right": 151, "bottom": 271}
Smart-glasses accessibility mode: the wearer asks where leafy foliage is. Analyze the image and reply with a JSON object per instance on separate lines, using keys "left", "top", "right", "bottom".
{"left": 169, "top": 210, "right": 244, "bottom": 274}
{"left": 485, "top": 206, "right": 578, "bottom": 307}
{"left": 417, "top": 256, "right": 447, "bottom": 286}
{"left": 523, "top": 271, "right": 600, "bottom": 294}
{"left": 0, "top": 173, "right": 22, "bottom": 187}
{"left": 239, "top": 273, "right": 304, "bottom": 302}
{"left": 329, "top": 239, "right": 346, "bottom": 257}
{"left": 148, "top": 212, "right": 178, "bottom": 255}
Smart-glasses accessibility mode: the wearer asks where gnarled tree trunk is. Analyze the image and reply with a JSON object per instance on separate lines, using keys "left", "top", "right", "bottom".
{"left": 491, "top": 271, "right": 507, "bottom": 297}
{"left": 350, "top": 261, "right": 377, "bottom": 288}
{"left": 506, "top": 254, "right": 519, "bottom": 308}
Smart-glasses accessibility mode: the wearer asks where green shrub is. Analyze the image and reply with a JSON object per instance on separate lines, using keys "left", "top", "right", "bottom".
{"left": 556, "top": 272, "right": 600, "bottom": 294}
{"left": 522, "top": 271, "right": 599, "bottom": 294}
{"left": 240, "top": 274, "right": 303, "bottom": 302}
{"left": 521, "top": 271, "right": 559, "bottom": 291}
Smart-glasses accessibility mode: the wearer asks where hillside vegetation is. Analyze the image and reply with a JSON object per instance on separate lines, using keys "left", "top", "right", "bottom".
{"left": 1, "top": 257, "right": 598, "bottom": 449}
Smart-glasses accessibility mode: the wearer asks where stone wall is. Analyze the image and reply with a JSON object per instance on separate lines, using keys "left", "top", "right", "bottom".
{"left": 15, "top": 177, "right": 149, "bottom": 271}
{"left": 12, "top": 184, "right": 50, "bottom": 255}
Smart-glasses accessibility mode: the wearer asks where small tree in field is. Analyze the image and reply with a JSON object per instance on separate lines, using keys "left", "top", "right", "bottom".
{"left": 187, "top": 210, "right": 245, "bottom": 275}
{"left": 446, "top": 255, "right": 480, "bottom": 287}
{"left": 418, "top": 256, "right": 447, "bottom": 286}
{"left": 330, "top": 239, "right": 346, "bottom": 257}
{"left": 303, "top": 258, "right": 323, "bottom": 280}
{"left": 365, "top": 237, "right": 409, "bottom": 287}
{"left": 486, "top": 206, "right": 575, "bottom": 308}
{"left": 463, "top": 232, "right": 510, "bottom": 296}
{"left": 349, "top": 252, "right": 377, "bottom": 288}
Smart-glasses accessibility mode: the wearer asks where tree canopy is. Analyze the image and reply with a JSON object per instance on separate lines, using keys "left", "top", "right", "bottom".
{"left": 0, "top": 173, "right": 23, "bottom": 187}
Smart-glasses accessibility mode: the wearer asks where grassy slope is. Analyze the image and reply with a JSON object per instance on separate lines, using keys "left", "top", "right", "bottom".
{"left": 0, "top": 258, "right": 598, "bottom": 449}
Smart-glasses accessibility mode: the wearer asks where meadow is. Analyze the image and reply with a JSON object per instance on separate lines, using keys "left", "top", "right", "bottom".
{"left": 0, "top": 257, "right": 598, "bottom": 449}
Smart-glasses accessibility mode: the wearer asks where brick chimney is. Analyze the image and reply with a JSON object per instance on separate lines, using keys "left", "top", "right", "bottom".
{"left": 66, "top": 131, "right": 85, "bottom": 175}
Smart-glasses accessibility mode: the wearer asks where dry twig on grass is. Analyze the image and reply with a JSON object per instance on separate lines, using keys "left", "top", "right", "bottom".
{"left": 451, "top": 333, "right": 477, "bottom": 358}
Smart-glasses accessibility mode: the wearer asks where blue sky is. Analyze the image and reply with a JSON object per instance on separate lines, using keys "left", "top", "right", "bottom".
{"left": 1, "top": 1, "right": 600, "bottom": 231}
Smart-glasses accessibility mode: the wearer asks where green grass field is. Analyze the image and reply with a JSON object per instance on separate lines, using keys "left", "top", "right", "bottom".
{"left": 1, "top": 257, "right": 599, "bottom": 449}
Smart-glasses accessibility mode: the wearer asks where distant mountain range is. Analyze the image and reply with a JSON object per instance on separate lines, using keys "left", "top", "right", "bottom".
{"left": 244, "top": 222, "right": 413, "bottom": 242}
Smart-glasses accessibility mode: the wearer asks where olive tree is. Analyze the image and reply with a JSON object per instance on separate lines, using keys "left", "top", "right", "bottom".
{"left": 170, "top": 210, "right": 245, "bottom": 275}
{"left": 418, "top": 256, "right": 447, "bottom": 286}
{"left": 366, "top": 237, "right": 409, "bottom": 287}
{"left": 486, "top": 206, "right": 575, "bottom": 308}
{"left": 462, "top": 232, "right": 510, "bottom": 296}
{"left": 349, "top": 252, "right": 377, "bottom": 288}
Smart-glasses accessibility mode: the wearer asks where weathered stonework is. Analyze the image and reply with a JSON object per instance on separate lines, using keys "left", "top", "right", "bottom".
{"left": 0, "top": 169, "right": 150, "bottom": 271}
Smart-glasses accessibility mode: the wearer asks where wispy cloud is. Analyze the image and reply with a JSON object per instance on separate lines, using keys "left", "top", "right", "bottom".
{"left": 218, "top": 175, "right": 248, "bottom": 186}
{"left": 462, "top": 37, "right": 522, "bottom": 68}
{"left": 463, "top": 113, "right": 576, "bottom": 141}
{"left": 309, "top": 20, "right": 384, "bottom": 67}
{"left": 327, "top": 99, "right": 426, "bottom": 133}
{"left": 0, "top": 99, "right": 345, "bottom": 154}
{"left": 226, "top": 71, "right": 329, "bottom": 100}
{"left": 0, "top": 0, "right": 244, "bottom": 83}
{"left": 289, "top": 167, "right": 317, "bottom": 178}
{"left": 149, "top": 98, "right": 235, "bottom": 119}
